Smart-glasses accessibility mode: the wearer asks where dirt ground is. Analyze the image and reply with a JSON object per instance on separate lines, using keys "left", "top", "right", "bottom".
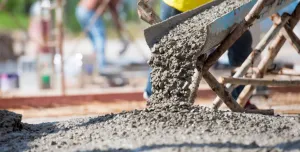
{"left": 8, "top": 98, "right": 212, "bottom": 124}
{"left": 1, "top": 93, "right": 300, "bottom": 151}
{"left": 5, "top": 92, "right": 300, "bottom": 125}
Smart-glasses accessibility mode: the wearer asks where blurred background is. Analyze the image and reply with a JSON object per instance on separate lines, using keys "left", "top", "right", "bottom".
{"left": 0, "top": 0, "right": 158, "bottom": 94}
{"left": 1, "top": 0, "right": 300, "bottom": 123}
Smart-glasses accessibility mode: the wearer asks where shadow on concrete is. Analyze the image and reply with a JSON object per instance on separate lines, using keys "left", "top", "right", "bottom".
{"left": 0, "top": 122, "right": 60, "bottom": 151}
{"left": 83, "top": 140, "right": 300, "bottom": 152}
{"left": 77, "top": 113, "right": 116, "bottom": 127}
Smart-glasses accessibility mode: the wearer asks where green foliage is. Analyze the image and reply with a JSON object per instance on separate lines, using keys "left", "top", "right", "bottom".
{"left": 0, "top": 0, "right": 34, "bottom": 31}
{"left": 0, "top": 12, "right": 29, "bottom": 30}
{"left": 2, "top": 0, "right": 35, "bottom": 14}
{"left": 64, "top": 0, "right": 81, "bottom": 33}
{"left": 64, "top": 0, "right": 141, "bottom": 33}
{"left": 0, "top": 0, "right": 146, "bottom": 33}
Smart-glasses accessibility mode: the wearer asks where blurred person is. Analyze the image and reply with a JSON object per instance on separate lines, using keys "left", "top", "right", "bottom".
{"left": 28, "top": 0, "right": 53, "bottom": 89}
{"left": 28, "top": 0, "right": 52, "bottom": 54}
{"left": 76, "top": 0, "right": 128, "bottom": 76}
{"left": 144, "top": 0, "right": 255, "bottom": 109}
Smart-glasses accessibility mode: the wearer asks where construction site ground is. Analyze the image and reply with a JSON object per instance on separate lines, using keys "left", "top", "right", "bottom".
{"left": 4, "top": 91, "right": 300, "bottom": 124}
{"left": 2, "top": 13, "right": 300, "bottom": 151}
{"left": 2, "top": 97, "right": 300, "bottom": 152}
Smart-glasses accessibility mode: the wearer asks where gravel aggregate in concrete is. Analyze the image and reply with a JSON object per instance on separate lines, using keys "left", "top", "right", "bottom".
{"left": 148, "top": 0, "right": 251, "bottom": 108}
{"left": 1, "top": 107, "right": 300, "bottom": 151}
{"left": 2, "top": 1, "right": 300, "bottom": 152}
{"left": 0, "top": 110, "right": 22, "bottom": 135}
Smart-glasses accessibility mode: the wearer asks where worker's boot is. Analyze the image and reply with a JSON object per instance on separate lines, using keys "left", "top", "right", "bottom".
{"left": 99, "top": 66, "right": 128, "bottom": 87}
{"left": 106, "top": 76, "right": 128, "bottom": 87}
{"left": 244, "top": 100, "right": 258, "bottom": 110}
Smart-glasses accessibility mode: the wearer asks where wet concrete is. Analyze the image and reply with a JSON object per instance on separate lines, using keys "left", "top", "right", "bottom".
{"left": 148, "top": 0, "right": 251, "bottom": 109}
{"left": 0, "top": 110, "right": 22, "bottom": 135}
{"left": 2, "top": 1, "right": 300, "bottom": 151}
{"left": 1, "top": 106, "right": 300, "bottom": 151}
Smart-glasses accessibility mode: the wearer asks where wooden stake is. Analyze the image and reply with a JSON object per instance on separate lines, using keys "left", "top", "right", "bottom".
{"left": 137, "top": 0, "right": 161, "bottom": 25}
{"left": 244, "top": 109, "right": 274, "bottom": 115}
{"left": 56, "top": 0, "right": 65, "bottom": 96}
{"left": 189, "top": 55, "right": 206, "bottom": 104}
{"left": 212, "top": 13, "right": 290, "bottom": 109}
{"left": 203, "top": 72, "right": 244, "bottom": 112}
{"left": 282, "top": 24, "right": 300, "bottom": 54}
{"left": 237, "top": 3, "right": 300, "bottom": 107}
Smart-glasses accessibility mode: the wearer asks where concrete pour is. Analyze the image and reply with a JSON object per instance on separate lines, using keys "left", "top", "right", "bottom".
{"left": 148, "top": 0, "right": 251, "bottom": 108}
{"left": 1, "top": 0, "right": 300, "bottom": 151}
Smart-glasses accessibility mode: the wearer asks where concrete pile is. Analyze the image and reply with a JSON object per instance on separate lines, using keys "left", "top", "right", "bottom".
{"left": 0, "top": 110, "right": 22, "bottom": 135}
{"left": 1, "top": 107, "right": 300, "bottom": 151}
{"left": 1, "top": 0, "right": 300, "bottom": 151}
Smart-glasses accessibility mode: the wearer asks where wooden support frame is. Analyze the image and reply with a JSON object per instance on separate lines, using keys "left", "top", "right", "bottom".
{"left": 137, "top": 0, "right": 161, "bottom": 25}
{"left": 212, "top": 13, "right": 291, "bottom": 109}
{"left": 220, "top": 77, "right": 300, "bottom": 86}
{"left": 189, "top": 54, "right": 207, "bottom": 104}
{"left": 244, "top": 109, "right": 274, "bottom": 115}
{"left": 137, "top": 0, "right": 300, "bottom": 115}
{"left": 282, "top": 25, "right": 300, "bottom": 54}
{"left": 203, "top": 72, "right": 244, "bottom": 112}
{"left": 203, "top": 0, "right": 266, "bottom": 71}
{"left": 204, "top": 0, "right": 268, "bottom": 112}
{"left": 237, "top": 3, "right": 300, "bottom": 107}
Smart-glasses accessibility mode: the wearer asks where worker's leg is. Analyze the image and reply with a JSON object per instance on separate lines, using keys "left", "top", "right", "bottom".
{"left": 228, "top": 30, "right": 253, "bottom": 100}
{"left": 75, "top": 6, "right": 106, "bottom": 73}
{"left": 91, "top": 19, "right": 106, "bottom": 72}
{"left": 144, "top": 1, "right": 182, "bottom": 99}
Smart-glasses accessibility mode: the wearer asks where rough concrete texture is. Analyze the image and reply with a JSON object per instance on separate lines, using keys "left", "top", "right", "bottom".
{"left": 2, "top": 1, "right": 300, "bottom": 151}
{"left": 0, "top": 110, "right": 22, "bottom": 135}
{"left": 1, "top": 107, "right": 300, "bottom": 151}
{"left": 148, "top": 0, "right": 251, "bottom": 108}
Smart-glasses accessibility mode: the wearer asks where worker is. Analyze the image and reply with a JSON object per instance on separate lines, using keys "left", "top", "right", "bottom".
{"left": 76, "top": 0, "right": 129, "bottom": 86}
{"left": 144, "top": 0, "right": 256, "bottom": 109}
{"left": 76, "top": 0, "right": 128, "bottom": 76}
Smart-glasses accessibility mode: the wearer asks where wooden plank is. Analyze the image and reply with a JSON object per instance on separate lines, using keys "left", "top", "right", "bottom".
{"left": 220, "top": 77, "right": 300, "bottom": 86}
{"left": 203, "top": 72, "right": 244, "bottom": 112}
{"left": 282, "top": 25, "right": 300, "bottom": 54}
{"left": 137, "top": 0, "right": 161, "bottom": 25}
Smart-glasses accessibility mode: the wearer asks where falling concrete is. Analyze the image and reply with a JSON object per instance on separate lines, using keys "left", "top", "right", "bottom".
{"left": 148, "top": 0, "right": 251, "bottom": 109}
